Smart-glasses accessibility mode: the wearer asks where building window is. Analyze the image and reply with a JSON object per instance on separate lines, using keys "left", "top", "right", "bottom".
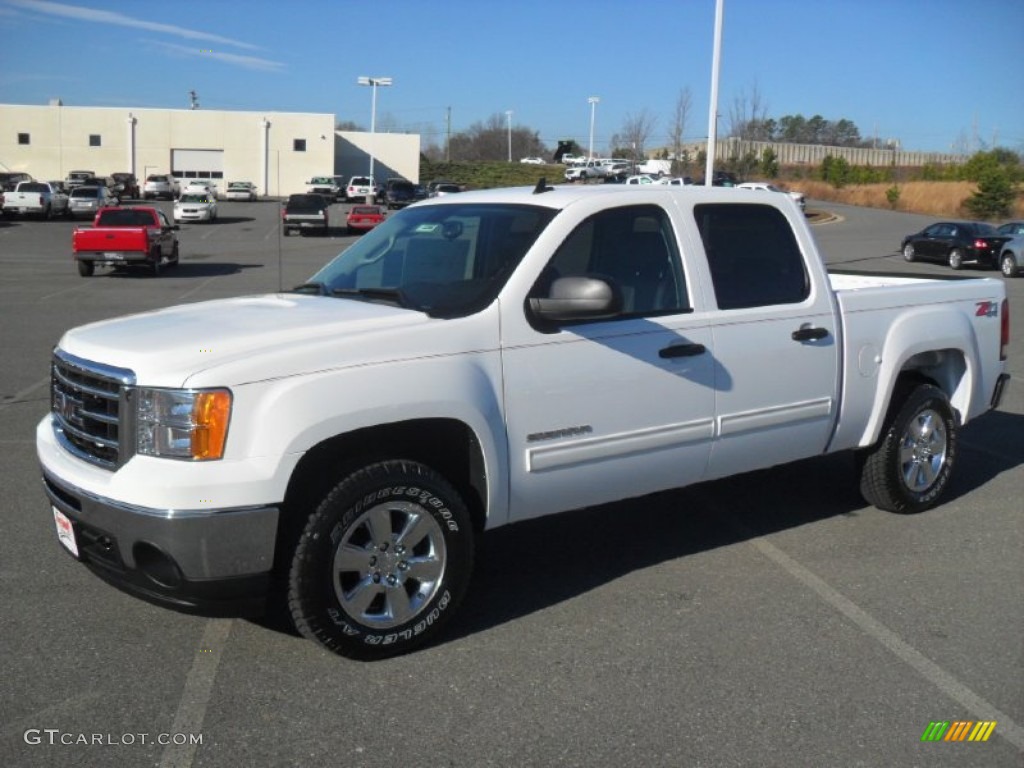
{"left": 89, "top": 134, "right": 101, "bottom": 147}
{"left": 18, "top": 133, "right": 30, "bottom": 145}
{"left": 293, "top": 139, "right": 306, "bottom": 152}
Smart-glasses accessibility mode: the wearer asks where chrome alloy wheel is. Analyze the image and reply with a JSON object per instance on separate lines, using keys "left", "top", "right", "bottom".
{"left": 331, "top": 500, "right": 447, "bottom": 629}
{"left": 898, "top": 408, "right": 948, "bottom": 493}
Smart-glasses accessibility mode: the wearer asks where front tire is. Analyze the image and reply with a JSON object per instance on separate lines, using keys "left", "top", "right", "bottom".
{"left": 902, "top": 243, "right": 916, "bottom": 262}
{"left": 1001, "top": 253, "right": 1019, "bottom": 278}
{"left": 859, "top": 383, "right": 957, "bottom": 513}
{"left": 288, "top": 460, "right": 475, "bottom": 660}
{"left": 948, "top": 248, "right": 964, "bottom": 270}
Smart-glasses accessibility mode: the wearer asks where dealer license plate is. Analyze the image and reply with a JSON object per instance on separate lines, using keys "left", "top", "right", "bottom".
{"left": 53, "top": 507, "right": 79, "bottom": 557}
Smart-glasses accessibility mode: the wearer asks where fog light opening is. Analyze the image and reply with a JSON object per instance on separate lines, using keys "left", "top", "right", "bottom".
{"left": 133, "top": 541, "right": 184, "bottom": 589}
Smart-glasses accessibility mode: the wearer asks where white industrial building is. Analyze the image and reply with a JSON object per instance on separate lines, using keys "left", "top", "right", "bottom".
{"left": 0, "top": 102, "right": 421, "bottom": 195}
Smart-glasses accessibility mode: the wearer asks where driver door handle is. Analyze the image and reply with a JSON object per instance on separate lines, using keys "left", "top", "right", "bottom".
{"left": 659, "top": 342, "right": 707, "bottom": 358}
{"left": 791, "top": 326, "right": 830, "bottom": 342}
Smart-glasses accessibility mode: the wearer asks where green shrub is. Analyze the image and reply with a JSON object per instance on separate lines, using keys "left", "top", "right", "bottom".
{"left": 963, "top": 170, "right": 1017, "bottom": 220}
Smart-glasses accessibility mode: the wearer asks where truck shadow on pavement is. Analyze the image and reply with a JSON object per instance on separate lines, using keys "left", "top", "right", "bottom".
{"left": 251, "top": 410, "right": 1022, "bottom": 649}
{"left": 101, "top": 262, "right": 264, "bottom": 278}
{"left": 444, "top": 408, "right": 1023, "bottom": 644}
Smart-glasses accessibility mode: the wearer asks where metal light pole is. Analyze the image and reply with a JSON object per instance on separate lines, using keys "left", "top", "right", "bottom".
{"left": 588, "top": 96, "right": 599, "bottom": 160}
{"left": 506, "top": 110, "right": 513, "bottom": 162}
{"left": 357, "top": 76, "right": 392, "bottom": 200}
{"left": 704, "top": 0, "right": 724, "bottom": 186}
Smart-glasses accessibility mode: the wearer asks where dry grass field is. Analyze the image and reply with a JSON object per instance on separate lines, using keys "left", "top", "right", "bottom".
{"left": 792, "top": 179, "right": 1024, "bottom": 220}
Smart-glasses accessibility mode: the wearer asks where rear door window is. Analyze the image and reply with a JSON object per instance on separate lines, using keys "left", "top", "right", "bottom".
{"left": 694, "top": 203, "right": 809, "bottom": 310}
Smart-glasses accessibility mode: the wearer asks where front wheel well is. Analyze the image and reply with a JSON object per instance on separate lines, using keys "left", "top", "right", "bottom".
{"left": 274, "top": 419, "right": 487, "bottom": 570}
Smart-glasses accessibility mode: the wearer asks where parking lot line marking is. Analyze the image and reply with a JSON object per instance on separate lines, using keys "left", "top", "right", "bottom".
{"left": 38, "top": 283, "right": 93, "bottom": 301}
{"left": 726, "top": 514, "right": 1024, "bottom": 751}
{"left": 159, "top": 619, "right": 232, "bottom": 768}
{"left": 263, "top": 224, "right": 279, "bottom": 240}
{"left": 0, "top": 376, "right": 49, "bottom": 414}
{"left": 176, "top": 276, "right": 220, "bottom": 302}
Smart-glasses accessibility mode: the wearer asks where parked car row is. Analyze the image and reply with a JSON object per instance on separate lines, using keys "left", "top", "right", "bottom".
{"left": 737, "top": 181, "right": 806, "bottom": 211}
{"left": 901, "top": 220, "right": 1023, "bottom": 275}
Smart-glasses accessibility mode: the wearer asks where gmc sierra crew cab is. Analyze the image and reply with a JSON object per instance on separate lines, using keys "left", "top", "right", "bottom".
{"left": 38, "top": 184, "right": 1010, "bottom": 660}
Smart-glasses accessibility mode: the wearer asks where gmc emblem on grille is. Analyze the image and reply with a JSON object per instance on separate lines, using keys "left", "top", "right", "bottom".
{"left": 55, "top": 390, "right": 84, "bottom": 428}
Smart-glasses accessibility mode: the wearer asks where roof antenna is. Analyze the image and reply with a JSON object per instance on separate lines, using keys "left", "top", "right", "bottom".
{"left": 532, "top": 177, "right": 553, "bottom": 194}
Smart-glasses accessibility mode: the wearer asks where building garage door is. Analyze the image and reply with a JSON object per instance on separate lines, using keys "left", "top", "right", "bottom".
{"left": 171, "top": 149, "right": 224, "bottom": 181}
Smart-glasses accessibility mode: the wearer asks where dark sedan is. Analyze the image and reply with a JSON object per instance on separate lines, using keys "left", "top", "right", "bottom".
{"left": 901, "top": 221, "right": 1009, "bottom": 270}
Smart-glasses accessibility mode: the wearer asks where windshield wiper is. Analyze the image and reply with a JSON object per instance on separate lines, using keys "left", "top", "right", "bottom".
{"left": 329, "top": 287, "right": 411, "bottom": 308}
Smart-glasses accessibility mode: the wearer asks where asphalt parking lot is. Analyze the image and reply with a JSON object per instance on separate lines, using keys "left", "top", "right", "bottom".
{"left": 1, "top": 197, "right": 1021, "bottom": 767}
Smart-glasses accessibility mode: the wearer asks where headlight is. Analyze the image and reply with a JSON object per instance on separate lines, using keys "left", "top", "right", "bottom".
{"left": 136, "top": 388, "right": 232, "bottom": 460}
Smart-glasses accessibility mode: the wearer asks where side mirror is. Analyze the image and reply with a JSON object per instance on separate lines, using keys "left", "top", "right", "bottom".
{"left": 529, "top": 276, "right": 621, "bottom": 322}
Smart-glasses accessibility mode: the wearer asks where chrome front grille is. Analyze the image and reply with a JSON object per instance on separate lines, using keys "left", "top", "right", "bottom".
{"left": 51, "top": 350, "right": 135, "bottom": 469}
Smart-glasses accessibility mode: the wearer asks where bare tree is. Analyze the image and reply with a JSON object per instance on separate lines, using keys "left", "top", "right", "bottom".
{"left": 669, "top": 87, "right": 692, "bottom": 172}
{"left": 728, "top": 80, "right": 769, "bottom": 140}
{"left": 618, "top": 109, "right": 659, "bottom": 160}
{"left": 447, "top": 113, "right": 548, "bottom": 162}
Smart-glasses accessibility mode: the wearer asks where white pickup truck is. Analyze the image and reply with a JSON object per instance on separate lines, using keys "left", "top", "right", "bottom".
{"left": 2, "top": 181, "right": 69, "bottom": 218}
{"left": 37, "top": 185, "right": 1010, "bottom": 659}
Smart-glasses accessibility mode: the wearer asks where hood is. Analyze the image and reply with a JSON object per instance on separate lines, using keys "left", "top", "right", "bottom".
{"left": 58, "top": 294, "right": 434, "bottom": 387}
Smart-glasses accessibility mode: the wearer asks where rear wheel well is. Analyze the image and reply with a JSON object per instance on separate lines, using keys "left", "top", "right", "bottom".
{"left": 897, "top": 348, "right": 966, "bottom": 424}
{"left": 273, "top": 419, "right": 487, "bottom": 573}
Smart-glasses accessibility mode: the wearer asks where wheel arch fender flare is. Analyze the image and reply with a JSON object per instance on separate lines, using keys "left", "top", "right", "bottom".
{"left": 858, "top": 309, "right": 980, "bottom": 448}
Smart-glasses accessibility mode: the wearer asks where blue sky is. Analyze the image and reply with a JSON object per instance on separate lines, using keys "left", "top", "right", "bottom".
{"left": 1, "top": 0, "right": 1021, "bottom": 155}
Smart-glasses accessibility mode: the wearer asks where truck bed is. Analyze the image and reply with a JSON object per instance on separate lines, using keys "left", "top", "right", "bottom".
{"left": 828, "top": 270, "right": 1006, "bottom": 452}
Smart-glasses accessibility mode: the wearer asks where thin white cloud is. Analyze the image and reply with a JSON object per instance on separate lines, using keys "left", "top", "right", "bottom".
{"left": 150, "top": 40, "right": 285, "bottom": 73}
{"left": 7, "top": 0, "right": 260, "bottom": 50}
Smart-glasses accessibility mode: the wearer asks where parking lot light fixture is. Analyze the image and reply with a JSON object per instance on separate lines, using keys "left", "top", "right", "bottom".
{"left": 357, "top": 76, "right": 393, "bottom": 198}
{"left": 588, "top": 96, "right": 599, "bottom": 160}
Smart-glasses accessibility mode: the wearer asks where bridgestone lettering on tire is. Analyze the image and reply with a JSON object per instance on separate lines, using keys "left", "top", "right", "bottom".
{"left": 859, "top": 383, "right": 958, "bottom": 513}
{"left": 288, "top": 460, "right": 474, "bottom": 659}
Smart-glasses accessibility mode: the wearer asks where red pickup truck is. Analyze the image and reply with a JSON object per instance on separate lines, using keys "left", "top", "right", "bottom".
{"left": 72, "top": 206, "right": 180, "bottom": 277}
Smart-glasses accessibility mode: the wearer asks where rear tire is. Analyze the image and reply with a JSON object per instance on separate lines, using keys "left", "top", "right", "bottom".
{"left": 1001, "top": 253, "right": 1019, "bottom": 278}
{"left": 288, "top": 460, "right": 475, "bottom": 660}
{"left": 858, "top": 383, "right": 957, "bottom": 513}
{"left": 948, "top": 248, "right": 964, "bottom": 270}
{"left": 77, "top": 260, "right": 94, "bottom": 277}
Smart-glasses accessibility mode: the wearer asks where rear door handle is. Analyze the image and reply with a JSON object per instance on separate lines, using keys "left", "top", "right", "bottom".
{"left": 659, "top": 342, "right": 706, "bottom": 358}
{"left": 791, "top": 326, "right": 830, "bottom": 342}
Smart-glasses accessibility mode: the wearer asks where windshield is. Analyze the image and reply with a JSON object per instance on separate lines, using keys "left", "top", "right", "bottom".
{"left": 179, "top": 194, "right": 211, "bottom": 203}
{"left": 304, "top": 202, "right": 557, "bottom": 318}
